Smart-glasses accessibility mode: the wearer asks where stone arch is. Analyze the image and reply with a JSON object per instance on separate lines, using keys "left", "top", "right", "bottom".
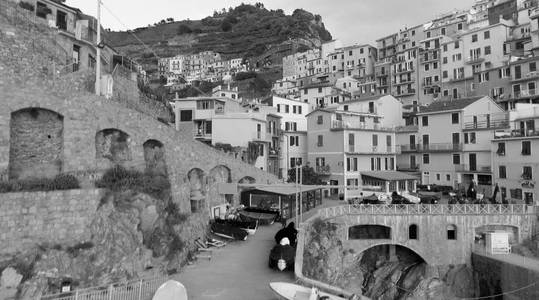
{"left": 9, "top": 107, "right": 64, "bottom": 179}
{"left": 359, "top": 243, "right": 429, "bottom": 265}
{"left": 475, "top": 224, "right": 519, "bottom": 244}
{"left": 95, "top": 128, "right": 132, "bottom": 164}
{"left": 349, "top": 224, "right": 391, "bottom": 240}
{"left": 188, "top": 168, "right": 206, "bottom": 213}
{"left": 238, "top": 176, "right": 256, "bottom": 184}
{"left": 143, "top": 139, "right": 167, "bottom": 176}
{"left": 208, "top": 165, "right": 233, "bottom": 206}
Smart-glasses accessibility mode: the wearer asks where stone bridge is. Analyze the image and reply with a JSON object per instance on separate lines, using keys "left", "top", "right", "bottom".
{"left": 308, "top": 204, "right": 538, "bottom": 266}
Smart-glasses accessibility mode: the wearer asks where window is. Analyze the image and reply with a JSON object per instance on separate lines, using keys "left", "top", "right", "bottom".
{"left": 464, "top": 132, "right": 476, "bottom": 144}
{"left": 531, "top": 62, "right": 537, "bottom": 72}
{"left": 522, "top": 141, "right": 531, "bottom": 155}
{"left": 441, "top": 28, "right": 446, "bottom": 35}
{"left": 484, "top": 30, "right": 490, "bottom": 39}
{"left": 447, "top": 225, "right": 457, "bottom": 240}
{"left": 472, "top": 34, "right": 478, "bottom": 42}
{"left": 497, "top": 142, "right": 505, "bottom": 156}
{"left": 443, "top": 44, "right": 448, "bottom": 52}
{"left": 425, "top": 64, "right": 430, "bottom": 71}
{"left": 298, "top": 106, "right": 302, "bottom": 114}
{"left": 453, "top": 154, "right": 460, "bottom": 165}
{"left": 317, "top": 115, "right": 323, "bottom": 124}
{"left": 443, "top": 57, "right": 448, "bottom": 64}
{"left": 293, "top": 106, "right": 297, "bottom": 114}
{"left": 458, "top": 23, "right": 463, "bottom": 30}
{"left": 180, "top": 110, "right": 193, "bottom": 122}
{"left": 318, "top": 87, "right": 323, "bottom": 93}
{"left": 386, "top": 135, "right": 392, "bottom": 147}
{"left": 484, "top": 46, "right": 491, "bottom": 55}
{"left": 455, "top": 41, "right": 460, "bottom": 49}
{"left": 315, "top": 157, "right": 325, "bottom": 166}
{"left": 446, "top": 174, "right": 451, "bottom": 181}
{"left": 304, "top": 89, "right": 307, "bottom": 95}
{"left": 317, "top": 135, "right": 323, "bottom": 147}
{"left": 276, "top": 104, "right": 281, "bottom": 113}
{"left": 510, "top": 188, "right": 523, "bottom": 200}
{"left": 523, "top": 166, "right": 533, "bottom": 180}
{"left": 525, "top": 193, "right": 534, "bottom": 205}
{"left": 372, "top": 134, "right": 378, "bottom": 147}
{"left": 423, "top": 154, "right": 430, "bottom": 164}
{"left": 422, "top": 116, "right": 428, "bottom": 126}
{"left": 344, "top": 105, "right": 349, "bottom": 111}
{"left": 452, "top": 113, "right": 459, "bottom": 124}
{"left": 285, "top": 105, "right": 290, "bottom": 113}
{"left": 56, "top": 10, "right": 67, "bottom": 30}
{"left": 499, "top": 166, "right": 506, "bottom": 179}
{"left": 436, "top": 173, "right": 441, "bottom": 181}
{"left": 408, "top": 224, "right": 418, "bottom": 240}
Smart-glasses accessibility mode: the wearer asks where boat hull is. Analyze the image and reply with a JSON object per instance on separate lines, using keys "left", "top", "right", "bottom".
{"left": 268, "top": 282, "right": 347, "bottom": 300}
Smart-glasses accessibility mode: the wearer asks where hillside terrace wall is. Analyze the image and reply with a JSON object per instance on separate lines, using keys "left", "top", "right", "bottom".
{"left": 0, "top": 189, "right": 102, "bottom": 254}
{"left": 0, "top": 21, "right": 279, "bottom": 216}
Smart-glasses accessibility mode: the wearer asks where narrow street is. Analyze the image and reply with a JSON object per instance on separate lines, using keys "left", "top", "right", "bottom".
{"left": 176, "top": 198, "right": 342, "bottom": 299}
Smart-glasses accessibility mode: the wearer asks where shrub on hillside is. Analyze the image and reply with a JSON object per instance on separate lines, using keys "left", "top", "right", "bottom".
{"left": 234, "top": 71, "right": 257, "bottom": 81}
{"left": 221, "top": 20, "right": 232, "bottom": 32}
{"left": 0, "top": 174, "right": 80, "bottom": 193}
{"left": 95, "top": 165, "right": 171, "bottom": 200}
{"left": 18, "top": 1, "right": 35, "bottom": 11}
{"left": 177, "top": 24, "right": 192, "bottom": 35}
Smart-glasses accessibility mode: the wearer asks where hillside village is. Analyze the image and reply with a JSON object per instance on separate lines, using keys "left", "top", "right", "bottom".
{"left": 1, "top": 0, "right": 539, "bottom": 299}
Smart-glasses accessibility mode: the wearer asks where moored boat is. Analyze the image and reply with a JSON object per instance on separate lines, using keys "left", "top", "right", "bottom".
{"left": 269, "top": 282, "right": 348, "bottom": 300}
{"left": 214, "top": 218, "right": 258, "bottom": 235}
{"left": 238, "top": 207, "right": 279, "bottom": 224}
{"left": 210, "top": 222, "right": 248, "bottom": 241}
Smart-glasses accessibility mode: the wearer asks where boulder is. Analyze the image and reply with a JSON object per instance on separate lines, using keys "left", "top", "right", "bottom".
{"left": 1, "top": 267, "right": 22, "bottom": 288}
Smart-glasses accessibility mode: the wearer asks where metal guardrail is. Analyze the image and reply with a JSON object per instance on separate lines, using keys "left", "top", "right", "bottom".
{"left": 40, "top": 275, "right": 169, "bottom": 300}
{"left": 317, "top": 204, "right": 537, "bottom": 218}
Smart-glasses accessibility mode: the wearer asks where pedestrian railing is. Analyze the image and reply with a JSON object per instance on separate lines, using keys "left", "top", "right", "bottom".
{"left": 40, "top": 275, "right": 169, "bottom": 300}
{"left": 319, "top": 204, "right": 537, "bottom": 219}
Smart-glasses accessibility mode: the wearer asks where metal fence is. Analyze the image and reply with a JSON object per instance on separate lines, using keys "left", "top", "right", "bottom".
{"left": 40, "top": 276, "right": 169, "bottom": 300}
{"left": 319, "top": 204, "right": 537, "bottom": 219}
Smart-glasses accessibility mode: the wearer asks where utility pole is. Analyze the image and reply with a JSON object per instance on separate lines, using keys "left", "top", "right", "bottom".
{"left": 299, "top": 165, "right": 303, "bottom": 223}
{"left": 95, "top": 0, "right": 101, "bottom": 96}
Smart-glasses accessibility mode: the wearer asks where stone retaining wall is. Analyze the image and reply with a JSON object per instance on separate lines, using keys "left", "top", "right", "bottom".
{"left": 0, "top": 189, "right": 103, "bottom": 254}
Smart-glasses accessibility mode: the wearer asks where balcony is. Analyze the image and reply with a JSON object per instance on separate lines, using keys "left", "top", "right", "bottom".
{"left": 194, "top": 130, "right": 212, "bottom": 140}
{"left": 511, "top": 71, "right": 539, "bottom": 83}
{"left": 463, "top": 113, "right": 509, "bottom": 130}
{"left": 494, "top": 129, "right": 539, "bottom": 139}
{"left": 393, "top": 78, "right": 415, "bottom": 85}
{"left": 316, "top": 165, "right": 331, "bottom": 174}
{"left": 376, "top": 71, "right": 389, "bottom": 77}
{"left": 398, "top": 144, "right": 419, "bottom": 153}
{"left": 397, "top": 164, "right": 420, "bottom": 172}
{"left": 465, "top": 56, "right": 485, "bottom": 64}
{"left": 420, "top": 56, "right": 439, "bottom": 64}
{"left": 511, "top": 89, "right": 539, "bottom": 99}
{"left": 422, "top": 80, "right": 440, "bottom": 88}
{"left": 347, "top": 145, "right": 397, "bottom": 154}
{"left": 330, "top": 120, "right": 394, "bottom": 132}
{"left": 269, "top": 148, "right": 279, "bottom": 157}
{"left": 455, "top": 164, "right": 492, "bottom": 173}
{"left": 397, "top": 88, "right": 417, "bottom": 96}
{"left": 418, "top": 143, "right": 463, "bottom": 152}
{"left": 394, "top": 67, "right": 415, "bottom": 74}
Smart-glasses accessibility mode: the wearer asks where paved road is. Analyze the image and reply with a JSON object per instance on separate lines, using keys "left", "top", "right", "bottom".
{"left": 176, "top": 198, "right": 343, "bottom": 300}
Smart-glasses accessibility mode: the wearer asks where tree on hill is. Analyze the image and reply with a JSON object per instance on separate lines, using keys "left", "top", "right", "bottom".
{"left": 177, "top": 24, "right": 192, "bottom": 34}
{"left": 221, "top": 20, "right": 232, "bottom": 32}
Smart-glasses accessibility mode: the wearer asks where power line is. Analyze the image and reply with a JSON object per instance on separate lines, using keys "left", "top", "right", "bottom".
{"left": 100, "top": 1, "right": 160, "bottom": 60}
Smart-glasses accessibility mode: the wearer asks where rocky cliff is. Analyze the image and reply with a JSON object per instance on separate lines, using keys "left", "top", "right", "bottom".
{"left": 106, "top": 4, "right": 332, "bottom": 72}
{"left": 302, "top": 218, "right": 476, "bottom": 300}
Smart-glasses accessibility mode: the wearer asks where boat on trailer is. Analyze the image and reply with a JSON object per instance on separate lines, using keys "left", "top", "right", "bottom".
{"left": 269, "top": 282, "right": 348, "bottom": 300}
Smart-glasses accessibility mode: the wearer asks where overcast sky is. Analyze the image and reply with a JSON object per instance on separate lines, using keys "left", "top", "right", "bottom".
{"left": 68, "top": 0, "right": 474, "bottom": 45}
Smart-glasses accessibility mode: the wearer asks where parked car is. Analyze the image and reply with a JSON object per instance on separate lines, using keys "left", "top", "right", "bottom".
{"left": 419, "top": 192, "right": 440, "bottom": 204}
{"left": 391, "top": 192, "right": 413, "bottom": 204}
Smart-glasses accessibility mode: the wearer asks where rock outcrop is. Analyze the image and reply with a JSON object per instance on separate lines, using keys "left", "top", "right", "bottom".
{"left": 302, "top": 218, "right": 476, "bottom": 300}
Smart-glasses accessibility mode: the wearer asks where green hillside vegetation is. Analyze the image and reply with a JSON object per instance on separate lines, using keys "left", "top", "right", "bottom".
{"left": 106, "top": 3, "right": 332, "bottom": 70}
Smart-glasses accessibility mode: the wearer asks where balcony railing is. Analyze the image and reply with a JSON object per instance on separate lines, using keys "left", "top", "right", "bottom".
{"left": 393, "top": 78, "right": 415, "bottom": 85}
{"left": 397, "top": 164, "right": 420, "bottom": 172}
{"left": 422, "top": 80, "right": 440, "bottom": 88}
{"left": 420, "top": 55, "right": 439, "bottom": 64}
{"left": 463, "top": 119, "right": 509, "bottom": 130}
{"left": 455, "top": 164, "right": 492, "bottom": 173}
{"left": 316, "top": 165, "right": 331, "bottom": 174}
{"left": 331, "top": 120, "right": 394, "bottom": 132}
{"left": 511, "top": 71, "right": 539, "bottom": 82}
{"left": 465, "top": 56, "right": 485, "bottom": 64}
{"left": 494, "top": 129, "right": 539, "bottom": 139}
{"left": 397, "top": 89, "right": 416, "bottom": 96}
{"left": 375, "top": 71, "right": 389, "bottom": 77}
{"left": 269, "top": 148, "right": 279, "bottom": 156}
{"left": 394, "top": 67, "right": 415, "bottom": 74}
{"left": 404, "top": 143, "right": 463, "bottom": 152}
{"left": 511, "top": 89, "right": 538, "bottom": 99}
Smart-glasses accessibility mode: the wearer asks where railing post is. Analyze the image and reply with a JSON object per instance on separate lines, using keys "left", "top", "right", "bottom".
{"left": 138, "top": 279, "right": 143, "bottom": 300}
{"left": 108, "top": 284, "right": 113, "bottom": 300}
{"left": 75, "top": 290, "right": 79, "bottom": 300}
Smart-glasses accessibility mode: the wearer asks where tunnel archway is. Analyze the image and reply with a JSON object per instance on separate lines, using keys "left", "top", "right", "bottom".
{"left": 143, "top": 139, "right": 167, "bottom": 176}
{"left": 208, "top": 165, "right": 232, "bottom": 206}
{"left": 187, "top": 168, "right": 205, "bottom": 213}
{"left": 95, "top": 128, "right": 131, "bottom": 164}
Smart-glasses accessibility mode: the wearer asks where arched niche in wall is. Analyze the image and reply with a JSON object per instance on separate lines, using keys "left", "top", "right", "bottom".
{"left": 95, "top": 128, "right": 132, "bottom": 164}
{"left": 143, "top": 139, "right": 167, "bottom": 177}
{"left": 188, "top": 168, "right": 206, "bottom": 213}
{"left": 9, "top": 107, "right": 64, "bottom": 179}
{"left": 208, "top": 165, "right": 233, "bottom": 205}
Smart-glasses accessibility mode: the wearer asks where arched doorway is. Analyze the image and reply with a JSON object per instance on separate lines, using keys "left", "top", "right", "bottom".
{"left": 9, "top": 108, "right": 64, "bottom": 179}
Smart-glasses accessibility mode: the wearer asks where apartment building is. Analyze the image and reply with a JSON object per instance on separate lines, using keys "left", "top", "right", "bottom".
{"left": 492, "top": 103, "right": 539, "bottom": 204}
{"left": 410, "top": 96, "right": 507, "bottom": 194}
{"left": 396, "top": 125, "right": 420, "bottom": 174}
{"left": 261, "top": 96, "right": 310, "bottom": 178}
{"left": 300, "top": 81, "right": 351, "bottom": 110}
{"left": 504, "top": 56, "right": 539, "bottom": 109}
{"left": 306, "top": 95, "right": 406, "bottom": 198}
